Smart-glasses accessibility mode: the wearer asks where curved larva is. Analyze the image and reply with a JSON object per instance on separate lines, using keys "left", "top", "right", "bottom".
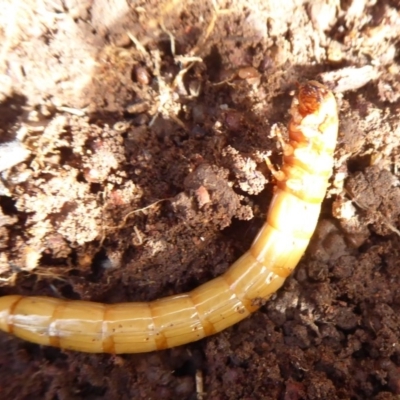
{"left": 0, "top": 81, "right": 338, "bottom": 353}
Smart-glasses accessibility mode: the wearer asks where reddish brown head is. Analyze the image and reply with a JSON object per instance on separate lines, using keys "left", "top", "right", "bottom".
{"left": 297, "top": 80, "right": 330, "bottom": 116}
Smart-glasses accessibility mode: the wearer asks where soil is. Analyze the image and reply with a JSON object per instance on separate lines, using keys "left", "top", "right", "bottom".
{"left": 1, "top": 0, "right": 400, "bottom": 399}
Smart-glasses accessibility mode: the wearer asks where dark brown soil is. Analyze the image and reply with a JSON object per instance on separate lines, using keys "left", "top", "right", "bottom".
{"left": 1, "top": 1, "right": 400, "bottom": 399}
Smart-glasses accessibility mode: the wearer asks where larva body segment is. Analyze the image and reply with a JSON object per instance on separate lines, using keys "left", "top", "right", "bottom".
{"left": 0, "top": 81, "right": 338, "bottom": 353}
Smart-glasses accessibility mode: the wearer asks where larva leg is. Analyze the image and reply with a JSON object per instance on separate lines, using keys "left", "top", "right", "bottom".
{"left": 0, "top": 81, "right": 338, "bottom": 353}
{"left": 264, "top": 156, "right": 286, "bottom": 182}
{"left": 271, "top": 123, "right": 294, "bottom": 157}
{"left": 265, "top": 124, "right": 293, "bottom": 182}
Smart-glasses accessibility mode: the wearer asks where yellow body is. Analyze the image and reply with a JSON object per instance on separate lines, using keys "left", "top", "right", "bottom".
{"left": 0, "top": 81, "right": 338, "bottom": 353}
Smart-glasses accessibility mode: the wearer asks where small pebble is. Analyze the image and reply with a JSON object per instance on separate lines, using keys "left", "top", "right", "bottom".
{"left": 0, "top": 141, "right": 30, "bottom": 172}
{"left": 132, "top": 113, "right": 149, "bottom": 126}
{"left": 238, "top": 66, "right": 260, "bottom": 80}
{"left": 191, "top": 125, "right": 207, "bottom": 138}
{"left": 225, "top": 111, "right": 242, "bottom": 131}
{"left": 126, "top": 101, "right": 149, "bottom": 114}
{"left": 133, "top": 65, "right": 150, "bottom": 85}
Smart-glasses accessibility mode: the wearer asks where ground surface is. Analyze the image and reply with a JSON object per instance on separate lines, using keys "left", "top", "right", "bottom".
{"left": 1, "top": 0, "right": 400, "bottom": 399}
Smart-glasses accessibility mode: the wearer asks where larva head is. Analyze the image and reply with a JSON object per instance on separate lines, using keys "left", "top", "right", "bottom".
{"left": 298, "top": 80, "right": 331, "bottom": 116}
{"left": 291, "top": 80, "right": 338, "bottom": 153}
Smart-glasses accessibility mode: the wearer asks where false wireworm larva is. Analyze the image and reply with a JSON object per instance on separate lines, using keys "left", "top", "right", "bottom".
{"left": 0, "top": 81, "right": 338, "bottom": 353}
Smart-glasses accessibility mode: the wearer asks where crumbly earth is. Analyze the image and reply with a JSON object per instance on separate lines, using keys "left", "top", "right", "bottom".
{"left": 1, "top": 0, "right": 400, "bottom": 399}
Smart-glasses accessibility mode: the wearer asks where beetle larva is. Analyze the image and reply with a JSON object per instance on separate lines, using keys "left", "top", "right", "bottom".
{"left": 0, "top": 81, "right": 338, "bottom": 353}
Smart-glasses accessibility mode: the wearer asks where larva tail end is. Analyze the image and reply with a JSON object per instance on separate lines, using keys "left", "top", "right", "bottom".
{"left": 0, "top": 295, "right": 22, "bottom": 333}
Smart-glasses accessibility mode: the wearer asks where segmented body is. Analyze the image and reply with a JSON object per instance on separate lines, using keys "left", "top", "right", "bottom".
{"left": 0, "top": 81, "right": 338, "bottom": 353}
